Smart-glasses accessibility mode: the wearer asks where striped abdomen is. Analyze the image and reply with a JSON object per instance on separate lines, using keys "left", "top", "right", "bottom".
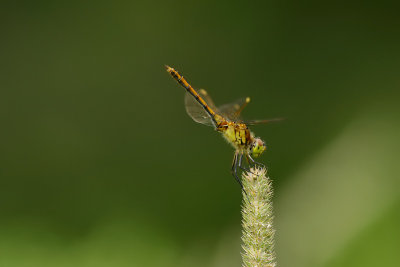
{"left": 165, "top": 65, "right": 219, "bottom": 127}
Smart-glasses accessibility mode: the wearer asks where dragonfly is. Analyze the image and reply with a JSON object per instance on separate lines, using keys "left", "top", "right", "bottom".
{"left": 165, "top": 65, "right": 280, "bottom": 191}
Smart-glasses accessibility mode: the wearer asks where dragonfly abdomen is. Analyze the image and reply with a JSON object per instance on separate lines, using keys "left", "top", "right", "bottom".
{"left": 165, "top": 65, "right": 218, "bottom": 126}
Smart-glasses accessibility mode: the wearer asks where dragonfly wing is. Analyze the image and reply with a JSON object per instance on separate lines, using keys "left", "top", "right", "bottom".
{"left": 198, "top": 89, "right": 218, "bottom": 112}
{"left": 184, "top": 92, "right": 214, "bottom": 126}
{"left": 218, "top": 97, "right": 250, "bottom": 120}
{"left": 243, "top": 118, "right": 284, "bottom": 125}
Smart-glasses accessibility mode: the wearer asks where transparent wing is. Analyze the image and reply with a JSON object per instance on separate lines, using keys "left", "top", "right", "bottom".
{"left": 184, "top": 92, "right": 214, "bottom": 126}
{"left": 243, "top": 118, "right": 284, "bottom": 125}
{"left": 197, "top": 89, "right": 218, "bottom": 112}
{"left": 217, "top": 97, "right": 250, "bottom": 121}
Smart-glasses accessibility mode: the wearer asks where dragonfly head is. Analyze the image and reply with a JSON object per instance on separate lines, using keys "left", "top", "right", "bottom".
{"left": 250, "top": 138, "right": 266, "bottom": 158}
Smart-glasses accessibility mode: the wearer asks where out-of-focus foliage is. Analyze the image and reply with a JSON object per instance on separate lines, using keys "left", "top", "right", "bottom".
{"left": 1, "top": 1, "right": 399, "bottom": 266}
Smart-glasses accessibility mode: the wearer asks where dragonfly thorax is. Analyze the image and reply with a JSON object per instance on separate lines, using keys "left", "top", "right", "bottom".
{"left": 218, "top": 122, "right": 266, "bottom": 157}
{"left": 217, "top": 121, "right": 252, "bottom": 151}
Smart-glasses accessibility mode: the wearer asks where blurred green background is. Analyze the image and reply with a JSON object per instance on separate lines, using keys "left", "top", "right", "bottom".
{"left": 1, "top": 1, "right": 400, "bottom": 266}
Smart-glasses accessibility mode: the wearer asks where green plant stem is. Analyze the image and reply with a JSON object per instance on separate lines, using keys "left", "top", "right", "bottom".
{"left": 241, "top": 167, "right": 276, "bottom": 267}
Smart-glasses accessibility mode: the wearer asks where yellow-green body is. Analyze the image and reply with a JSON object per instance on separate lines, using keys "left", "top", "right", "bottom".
{"left": 216, "top": 119, "right": 266, "bottom": 158}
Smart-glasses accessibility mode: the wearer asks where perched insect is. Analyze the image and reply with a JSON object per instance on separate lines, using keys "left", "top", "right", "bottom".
{"left": 165, "top": 65, "right": 281, "bottom": 190}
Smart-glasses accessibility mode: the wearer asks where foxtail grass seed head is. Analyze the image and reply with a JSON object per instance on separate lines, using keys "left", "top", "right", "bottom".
{"left": 241, "top": 167, "right": 276, "bottom": 267}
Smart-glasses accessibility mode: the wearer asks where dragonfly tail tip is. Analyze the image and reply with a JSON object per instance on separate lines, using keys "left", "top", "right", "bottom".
{"left": 164, "top": 65, "right": 172, "bottom": 72}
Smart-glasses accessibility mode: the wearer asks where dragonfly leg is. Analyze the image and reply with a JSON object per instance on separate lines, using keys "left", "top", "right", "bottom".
{"left": 238, "top": 153, "right": 255, "bottom": 174}
{"left": 238, "top": 153, "right": 247, "bottom": 171}
{"left": 231, "top": 152, "right": 244, "bottom": 191}
{"left": 231, "top": 152, "right": 251, "bottom": 201}
{"left": 247, "top": 154, "right": 266, "bottom": 169}
{"left": 231, "top": 151, "right": 237, "bottom": 173}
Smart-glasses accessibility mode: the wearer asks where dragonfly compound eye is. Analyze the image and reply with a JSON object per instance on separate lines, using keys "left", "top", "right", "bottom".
{"left": 251, "top": 138, "right": 267, "bottom": 158}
